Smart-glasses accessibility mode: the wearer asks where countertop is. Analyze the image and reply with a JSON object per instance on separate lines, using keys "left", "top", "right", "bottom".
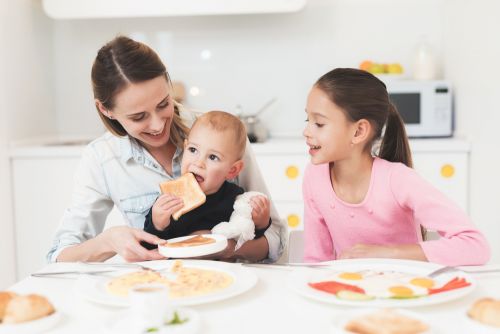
{"left": 9, "top": 136, "right": 471, "bottom": 158}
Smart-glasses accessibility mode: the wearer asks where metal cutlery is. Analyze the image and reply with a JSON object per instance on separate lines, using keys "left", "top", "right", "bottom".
{"left": 428, "top": 265, "right": 500, "bottom": 278}
{"left": 31, "top": 270, "right": 118, "bottom": 278}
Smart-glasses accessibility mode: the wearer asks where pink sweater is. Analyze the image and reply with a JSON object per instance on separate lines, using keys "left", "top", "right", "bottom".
{"left": 302, "top": 158, "right": 490, "bottom": 266}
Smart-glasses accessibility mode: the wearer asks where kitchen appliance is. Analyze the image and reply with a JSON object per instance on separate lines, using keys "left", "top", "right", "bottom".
{"left": 238, "top": 98, "right": 277, "bottom": 143}
{"left": 385, "top": 80, "right": 453, "bottom": 138}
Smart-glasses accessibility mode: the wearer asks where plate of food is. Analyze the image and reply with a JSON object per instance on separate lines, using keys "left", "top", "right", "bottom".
{"left": 75, "top": 260, "right": 257, "bottom": 307}
{"left": 158, "top": 234, "right": 228, "bottom": 258}
{"left": 0, "top": 292, "right": 61, "bottom": 334}
{"left": 330, "top": 308, "right": 436, "bottom": 334}
{"left": 287, "top": 258, "right": 476, "bottom": 307}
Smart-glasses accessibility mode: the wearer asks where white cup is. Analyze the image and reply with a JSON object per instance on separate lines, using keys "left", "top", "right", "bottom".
{"left": 129, "top": 283, "right": 170, "bottom": 329}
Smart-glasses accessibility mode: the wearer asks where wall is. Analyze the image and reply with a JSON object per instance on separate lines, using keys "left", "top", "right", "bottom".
{"left": 442, "top": 0, "right": 500, "bottom": 262}
{"left": 51, "top": 0, "right": 444, "bottom": 137}
{"left": 0, "top": 0, "right": 54, "bottom": 287}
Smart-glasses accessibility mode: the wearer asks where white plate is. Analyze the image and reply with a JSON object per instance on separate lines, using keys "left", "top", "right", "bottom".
{"left": 330, "top": 308, "right": 438, "bottom": 334}
{"left": 0, "top": 311, "right": 62, "bottom": 334}
{"left": 76, "top": 260, "right": 257, "bottom": 307}
{"left": 158, "top": 234, "right": 228, "bottom": 258}
{"left": 101, "top": 307, "right": 200, "bottom": 334}
{"left": 287, "top": 258, "right": 476, "bottom": 307}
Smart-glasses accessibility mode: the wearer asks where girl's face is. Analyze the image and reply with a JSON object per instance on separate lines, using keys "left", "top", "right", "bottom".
{"left": 303, "top": 86, "right": 357, "bottom": 164}
{"left": 107, "top": 76, "right": 174, "bottom": 151}
{"left": 181, "top": 124, "right": 241, "bottom": 195}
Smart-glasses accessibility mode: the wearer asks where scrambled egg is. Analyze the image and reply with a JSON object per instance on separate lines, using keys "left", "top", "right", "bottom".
{"left": 106, "top": 261, "right": 233, "bottom": 299}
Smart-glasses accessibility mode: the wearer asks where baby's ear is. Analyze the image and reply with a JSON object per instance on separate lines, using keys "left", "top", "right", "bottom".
{"left": 226, "top": 160, "right": 244, "bottom": 180}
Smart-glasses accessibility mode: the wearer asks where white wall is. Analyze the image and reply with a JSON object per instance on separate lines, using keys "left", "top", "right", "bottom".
{"left": 0, "top": 0, "right": 54, "bottom": 288}
{"left": 51, "top": 0, "right": 444, "bottom": 137}
{"left": 443, "top": 0, "right": 500, "bottom": 262}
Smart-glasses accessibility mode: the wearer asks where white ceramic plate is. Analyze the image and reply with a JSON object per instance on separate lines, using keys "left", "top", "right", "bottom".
{"left": 76, "top": 260, "right": 257, "bottom": 307}
{"left": 287, "top": 258, "right": 476, "bottom": 307}
{"left": 463, "top": 312, "right": 500, "bottom": 333}
{"left": 330, "top": 308, "right": 438, "bottom": 334}
{"left": 101, "top": 307, "right": 200, "bottom": 334}
{"left": 158, "top": 234, "right": 228, "bottom": 258}
{"left": 0, "top": 311, "right": 62, "bottom": 334}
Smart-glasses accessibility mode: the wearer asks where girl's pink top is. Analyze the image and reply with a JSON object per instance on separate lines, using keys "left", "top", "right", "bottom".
{"left": 302, "top": 157, "right": 490, "bottom": 266}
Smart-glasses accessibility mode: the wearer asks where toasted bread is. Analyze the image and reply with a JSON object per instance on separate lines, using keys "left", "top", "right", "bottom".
{"left": 468, "top": 298, "right": 500, "bottom": 328}
{"left": 0, "top": 291, "right": 17, "bottom": 321}
{"left": 164, "top": 235, "right": 216, "bottom": 248}
{"left": 344, "top": 309, "right": 429, "bottom": 334}
{"left": 3, "top": 294, "right": 55, "bottom": 324}
{"left": 159, "top": 173, "right": 206, "bottom": 220}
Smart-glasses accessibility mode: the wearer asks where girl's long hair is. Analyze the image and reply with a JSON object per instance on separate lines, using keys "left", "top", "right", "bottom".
{"left": 315, "top": 68, "right": 412, "bottom": 167}
{"left": 91, "top": 35, "right": 189, "bottom": 148}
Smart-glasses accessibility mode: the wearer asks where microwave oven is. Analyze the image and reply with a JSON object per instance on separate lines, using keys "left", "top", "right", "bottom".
{"left": 385, "top": 80, "right": 453, "bottom": 138}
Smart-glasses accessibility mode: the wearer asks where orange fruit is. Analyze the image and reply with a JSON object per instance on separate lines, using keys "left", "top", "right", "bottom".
{"left": 359, "top": 60, "right": 373, "bottom": 71}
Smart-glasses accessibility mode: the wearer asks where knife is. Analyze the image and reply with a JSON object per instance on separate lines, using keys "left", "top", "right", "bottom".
{"left": 31, "top": 270, "right": 117, "bottom": 277}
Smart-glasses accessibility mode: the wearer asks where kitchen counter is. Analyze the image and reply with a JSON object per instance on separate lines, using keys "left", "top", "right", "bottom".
{"left": 9, "top": 136, "right": 471, "bottom": 158}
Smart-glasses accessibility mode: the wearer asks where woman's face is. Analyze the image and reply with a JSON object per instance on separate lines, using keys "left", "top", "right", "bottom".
{"left": 108, "top": 76, "right": 174, "bottom": 150}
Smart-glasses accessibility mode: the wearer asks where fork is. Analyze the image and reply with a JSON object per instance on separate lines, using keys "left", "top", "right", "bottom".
{"left": 428, "top": 265, "right": 500, "bottom": 278}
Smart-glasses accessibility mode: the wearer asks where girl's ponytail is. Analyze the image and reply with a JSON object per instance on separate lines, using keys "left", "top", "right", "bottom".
{"left": 379, "top": 103, "right": 413, "bottom": 168}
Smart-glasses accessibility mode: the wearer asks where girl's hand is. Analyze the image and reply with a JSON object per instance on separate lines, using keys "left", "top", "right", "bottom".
{"left": 250, "top": 195, "right": 271, "bottom": 230}
{"left": 339, "top": 243, "right": 427, "bottom": 261}
{"left": 152, "top": 194, "right": 184, "bottom": 231}
{"left": 101, "top": 226, "right": 166, "bottom": 262}
{"left": 339, "top": 244, "right": 397, "bottom": 260}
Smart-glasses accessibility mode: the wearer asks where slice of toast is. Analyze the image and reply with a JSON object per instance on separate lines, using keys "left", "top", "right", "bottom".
{"left": 159, "top": 173, "right": 206, "bottom": 220}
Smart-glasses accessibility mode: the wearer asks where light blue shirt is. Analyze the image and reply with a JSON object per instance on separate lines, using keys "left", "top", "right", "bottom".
{"left": 47, "top": 131, "right": 286, "bottom": 262}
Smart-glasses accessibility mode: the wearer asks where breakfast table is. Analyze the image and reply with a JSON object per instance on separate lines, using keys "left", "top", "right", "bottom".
{"left": 6, "top": 260, "right": 500, "bottom": 334}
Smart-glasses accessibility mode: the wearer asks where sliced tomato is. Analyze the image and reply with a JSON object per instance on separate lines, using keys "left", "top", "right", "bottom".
{"left": 428, "top": 276, "right": 471, "bottom": 295}
{"left": 308, "top": 280, "right": 365, "bottom": 295}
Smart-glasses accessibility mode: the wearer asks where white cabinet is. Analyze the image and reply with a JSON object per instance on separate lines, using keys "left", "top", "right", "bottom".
{"left": 42, "top": 0, "right": 307, "bottom": 19}
{"left": 251, "top": 138, "right": 470, "bottom": 232}
{"left": 10, "top": 146, "right": 123, "bottom": 280}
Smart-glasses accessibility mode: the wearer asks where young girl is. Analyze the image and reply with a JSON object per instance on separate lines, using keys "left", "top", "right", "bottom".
{"left": 302, "top": 68, "right": 490, "bottom": 266}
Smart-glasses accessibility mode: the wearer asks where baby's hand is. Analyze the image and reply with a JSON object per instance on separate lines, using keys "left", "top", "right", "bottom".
{"left": 152, "top": 194, "right": 184, "bottom": 231}
{"left": 250, "top": 195, "right": 271, "bottom": 230}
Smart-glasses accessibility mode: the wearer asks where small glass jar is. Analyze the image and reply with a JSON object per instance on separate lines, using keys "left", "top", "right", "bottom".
{"left": 129, "top": 283, "right": 170, "bottom": 329}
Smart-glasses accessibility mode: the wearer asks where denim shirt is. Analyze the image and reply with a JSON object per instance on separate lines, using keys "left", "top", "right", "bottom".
{"left": 47, "top": 131, "right": 286, "bottom": 263}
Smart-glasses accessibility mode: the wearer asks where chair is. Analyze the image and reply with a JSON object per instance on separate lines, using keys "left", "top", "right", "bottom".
{"left": 287, "top": 229, "right": 304, "bottom": 263}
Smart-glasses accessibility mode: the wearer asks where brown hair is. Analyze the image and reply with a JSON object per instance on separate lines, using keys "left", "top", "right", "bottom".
{"left": 192, "top": 111, "right": 247, "bottom": 160}
{"left": 91, "top": 35, "right": 189, "bottom": 148}
{"left": 315, "top": 68, "right": 413, "bottom": 167}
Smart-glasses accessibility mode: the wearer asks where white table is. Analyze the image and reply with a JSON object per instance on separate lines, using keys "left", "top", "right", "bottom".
{"left": 7, "top": 261, "right": 500, "bottom": 333}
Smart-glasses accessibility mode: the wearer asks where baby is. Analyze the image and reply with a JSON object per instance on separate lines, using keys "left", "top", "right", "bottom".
{"left": 143, "top": 111, "right": 269, "bottom": 249}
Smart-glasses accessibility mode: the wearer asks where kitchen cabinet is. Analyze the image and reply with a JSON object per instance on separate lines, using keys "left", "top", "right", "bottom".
{"left": 42, "top": 0, "right": 307, "bottom": 19}
{"left": 10, "top": 145, "right": 124, "bottom": 280}
{"left": 9, "top": 138, "right": 469, "bottom": 279}
{"left": 251, "top": 138, "right": 470, "bottom": 232}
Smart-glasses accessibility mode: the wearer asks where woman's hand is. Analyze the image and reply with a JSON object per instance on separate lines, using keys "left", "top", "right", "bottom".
{"left": 100, "top": 226, "right": 166, "bottom": 262}
{"left": 152, "top": 194, "right": 183, "bottom": 231}
{"left": 250, "top": 195, "right": 271, "bottom": 230}
{"left": 339, "top": 243, "right": 427, "bottom": 261}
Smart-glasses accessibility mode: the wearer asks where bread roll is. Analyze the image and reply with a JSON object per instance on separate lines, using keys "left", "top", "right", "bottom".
{"left": 159, "top": 173, "right": 206, "bottom": 220}
{"left": 344, "top": 309, "right": 429, "bottom": 334}
{"left": 0, "top": 291, "right": 17, "bottom": 321}
{"left": 468, "top": 298, "right": 500, "bottom": 328}
{"left": 3, "top": 294, "right": 55, "bottom": 324}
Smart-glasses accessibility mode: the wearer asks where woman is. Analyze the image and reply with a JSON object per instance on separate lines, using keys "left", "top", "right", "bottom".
{"left": 47, "top": 36, "right": 286, "bottom": 263}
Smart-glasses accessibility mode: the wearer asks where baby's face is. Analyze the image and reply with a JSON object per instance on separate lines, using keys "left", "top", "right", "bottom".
{"left": 181, "top": 125, "right": 240, "bottom": 195}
